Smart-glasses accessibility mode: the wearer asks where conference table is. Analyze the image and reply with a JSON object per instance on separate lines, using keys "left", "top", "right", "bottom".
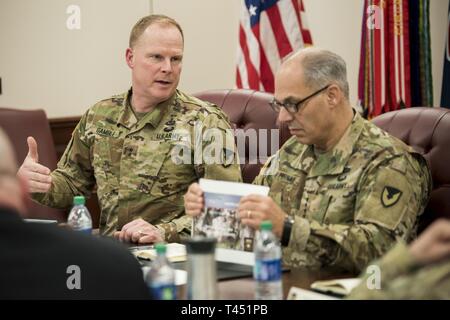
{"left": 133, "top": 247, "right": 355, "bottom": 300}
{"left": 93, "top": 232, "right": 357, "bottom": 300}
{"left": 216, "top": 266, "right": 355, "bottom": 300}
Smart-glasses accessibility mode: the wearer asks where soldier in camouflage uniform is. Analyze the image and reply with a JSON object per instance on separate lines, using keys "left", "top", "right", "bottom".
{"left": 185, "top": 48, "right": 431, "bottom": 272}
{"left": 17, "top": 15, "right": 241, "bottom": 243}
{"left": 348, "top": 219, "right": 450, "bottom": 299}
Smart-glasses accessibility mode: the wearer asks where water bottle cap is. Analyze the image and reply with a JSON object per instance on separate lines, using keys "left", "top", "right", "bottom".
{"left": 155, "top": 243, "right": 167, "bottom": 254}
{"left": 185, "top": 237, "right": 216, "bottom": 254}
{"left": 73, "top": 196, "right": 85, "bottom": 205}
{"left": 260, "top": 220, "right": 273, "bottom": 231}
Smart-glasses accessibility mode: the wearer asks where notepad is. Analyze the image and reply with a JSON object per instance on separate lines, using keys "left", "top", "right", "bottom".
{"left": 310, "top": 278, "right": 361, "bottom": 296}
{"left": 133, "top": 243, "right": 187, "bottom": 263}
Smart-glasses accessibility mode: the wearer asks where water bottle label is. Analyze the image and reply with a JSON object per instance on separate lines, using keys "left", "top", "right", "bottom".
{"left": 254, "top": 258, "right": 282, "bottom": 281}
{"left": 150, "top": 284, "right": 176, "bottom": 300}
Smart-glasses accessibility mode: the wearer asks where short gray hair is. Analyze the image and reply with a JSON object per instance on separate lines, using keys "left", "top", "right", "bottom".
{"left": 129, "top": 14, "right": 184, "bottom": 48}
{"left": 297, "top": 48, "right": 349, "bottom": 100}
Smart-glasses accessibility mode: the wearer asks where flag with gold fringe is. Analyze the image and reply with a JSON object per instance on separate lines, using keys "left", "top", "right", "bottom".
{"left": 358, "top": 0, "right": 433, "bottom": 118}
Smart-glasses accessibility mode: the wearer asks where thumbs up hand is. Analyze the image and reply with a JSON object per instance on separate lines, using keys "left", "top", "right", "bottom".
{"left": 17, "top": 136, "right": 52, "bottom": 193}
{"left": 26, "top": 136, "right": 39, "bottom": 162}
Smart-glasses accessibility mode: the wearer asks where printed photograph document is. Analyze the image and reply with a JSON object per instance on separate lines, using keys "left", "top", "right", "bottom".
{"left": 192, "top": 179, "right": 269, "bottom": 251}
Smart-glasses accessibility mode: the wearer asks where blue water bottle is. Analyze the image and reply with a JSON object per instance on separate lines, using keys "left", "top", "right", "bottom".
{"left": 146, "top": 243, "right": 177, "bottom": 300}
{"left": 254, "top": 220, "right": 283, "bottom": 300}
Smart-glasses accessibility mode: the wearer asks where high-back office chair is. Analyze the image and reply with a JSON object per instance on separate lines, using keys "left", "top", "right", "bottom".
{"left": 193, "top": 89, "right": 291, "bottom": 183}
{"left": 372, "top": 107, "right": 450, "bottom": 233}
{"left": 0, "top": 107, "right": 65, "bottom": 221}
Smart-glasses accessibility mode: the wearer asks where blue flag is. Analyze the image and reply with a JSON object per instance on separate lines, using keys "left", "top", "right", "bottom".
{"left": 441, "top": 3, "right": 450, "bottom": 108}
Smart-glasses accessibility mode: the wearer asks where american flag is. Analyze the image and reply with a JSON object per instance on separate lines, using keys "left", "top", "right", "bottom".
{"left": 236, "top": 0, "right": 313, "bottom": 93}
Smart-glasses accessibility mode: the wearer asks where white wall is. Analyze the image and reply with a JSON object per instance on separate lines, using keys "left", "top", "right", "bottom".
{"left": 0, "top": 0, "right": 150, "bottom": 118}
{"left": 152, "top": 0, "right": 241, "bottom": 96}
{"left": 302, "top": 0, "right": 364, "bottom": 106}
{"left": 0, "top": 0, "right": 448, "bottom": 118}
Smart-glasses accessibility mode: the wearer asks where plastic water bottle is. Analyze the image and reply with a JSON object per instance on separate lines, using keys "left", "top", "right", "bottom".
{"left": 67, "top": 196, "right": 92, "bottom": 234}
{"left": 254, "top": 220, "right": 283, "bottom": 300}
{"left": 145, "top": 243, "right": 176, "bottom": 300}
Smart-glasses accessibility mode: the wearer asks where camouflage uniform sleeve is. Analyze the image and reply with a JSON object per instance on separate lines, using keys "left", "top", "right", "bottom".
{"left": 348, "top": 244, "right": 450, "bottom": 299}
{"left": 32, "top": 111, "right": 95, "bottom": 209}
{"left": 156, "top": 108, "right": 242, "bottom": 243}
{"left": 193, "top": 109, "right": 242, "bottom": 182}
{"left": 155, "top": 216, "right": 191, "bottom": 243}
{"left": 346, "top": 241, "right": 418, "bottom": 299}
{"left": 285, "top": 153, "right": 431, "bottom": 272}
{"left": 253, "top": 153, "right": 278, "bottom": 186}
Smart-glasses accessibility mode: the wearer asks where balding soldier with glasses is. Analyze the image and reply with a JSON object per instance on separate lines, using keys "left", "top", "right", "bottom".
{"left": 184, "top": 48, "right": 431, "bottom": 273}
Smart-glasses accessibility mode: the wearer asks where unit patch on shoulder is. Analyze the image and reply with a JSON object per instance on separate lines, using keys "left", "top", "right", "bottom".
{"left": 381, "top": 186, "right": 403, "bottom": 207}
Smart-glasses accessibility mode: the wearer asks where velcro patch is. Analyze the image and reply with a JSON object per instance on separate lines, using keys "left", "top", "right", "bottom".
{"left": 381, "top": 186, "right": 403, "bottom": 207}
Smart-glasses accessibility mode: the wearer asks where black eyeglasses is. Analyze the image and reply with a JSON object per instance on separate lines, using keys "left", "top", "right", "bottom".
{"left": 269, "top": 84, "right": 330, "bottom": 114}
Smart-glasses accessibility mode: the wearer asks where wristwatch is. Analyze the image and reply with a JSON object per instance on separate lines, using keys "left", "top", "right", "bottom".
{"left": 281, "top": 216, "right": 294, "bottom": 247}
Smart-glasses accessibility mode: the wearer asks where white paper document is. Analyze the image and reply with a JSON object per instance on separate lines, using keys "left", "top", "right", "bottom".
{"left": 215, "top": 248, "right": 254, "bottom": 266}
{"left": 193, "top": 179, "right": 269, "bottom": 251}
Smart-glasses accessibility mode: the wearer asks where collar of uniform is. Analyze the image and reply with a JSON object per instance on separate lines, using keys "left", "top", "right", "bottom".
{"left": 117, "top": 88, "right": 138, "bottom": 129}
{"left": 138, "top": 91, "right": 176, "bottom": 129}
{"left": 307, "top": 110, "right": 364, "bottom": 178}
{"left": 117, "top": 88, "right": 176, "bottom": 130}
{"left": 293, "top": 142, "right": 316, "bottom": 173}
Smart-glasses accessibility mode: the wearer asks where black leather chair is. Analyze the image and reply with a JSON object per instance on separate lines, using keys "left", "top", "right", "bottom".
{"left": 193, "top": 89, "right": 291, "bottom": 183}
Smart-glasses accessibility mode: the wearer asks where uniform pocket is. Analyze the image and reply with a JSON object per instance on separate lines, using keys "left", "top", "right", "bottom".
{"left": 306, "top": 193, "right": 332, "bottom": 224}
{"left": 134, "top": 140, "right": 172, "bottom": 195}
{"left": 321, "top": 183, "right": 357, "bottom": 224}
{"left": 92, "top": 135, "right": 118, "bottom": 200}
{"left": 269, "top": 171, "right": 305, "bottom": 217}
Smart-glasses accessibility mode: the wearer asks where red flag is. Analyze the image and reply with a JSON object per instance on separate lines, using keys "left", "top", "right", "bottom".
{"left": 387, "top": 0, "right": 411, "bottom": 111}
{"left": 236, "top": 0, "right": 313, "bottom": 93}
{"left": 358, "top": 0, "right": 413, "bottom": 118}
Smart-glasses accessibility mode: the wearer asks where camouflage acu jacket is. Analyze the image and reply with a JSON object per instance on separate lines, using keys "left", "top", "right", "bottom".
{"left": 254, "top": 112, "right": 431, "bottom": 272}
{"left": 348, "top": 242, "right": 450, "bottom": 299}
{"left": 33, "top": 89, "right": 242, "bottom": 241}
